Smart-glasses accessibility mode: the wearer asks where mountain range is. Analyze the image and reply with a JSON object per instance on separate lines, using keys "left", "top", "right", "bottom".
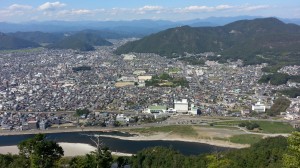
{"left": 0, "top": 31, "right": 113, "bottom": 51}
{"left": 115, "top": 18, "right": 300, "bottom": 65}
{"left": 2, "top": 17, "right": 300, "bottom": 59}
{"left": 1, "top": 16, "right": 300, "bottom": 36}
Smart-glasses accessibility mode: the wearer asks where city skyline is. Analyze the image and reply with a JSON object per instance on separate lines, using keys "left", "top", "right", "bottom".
{"left": 0, "top": 0, "right": 299, "bottom": 22}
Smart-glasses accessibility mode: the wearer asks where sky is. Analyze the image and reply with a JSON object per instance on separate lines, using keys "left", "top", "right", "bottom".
{"left": 0, "top": 0, "right": 299, "bottom": 22}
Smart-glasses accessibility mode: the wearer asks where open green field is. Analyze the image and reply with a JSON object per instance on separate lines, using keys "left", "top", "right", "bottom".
{"left": 213, "top": 120, "right": 294, "bottom": 133}
{"left": 229, "top": 134, "right": 263, "bottom": 144}
{"left": 129, "top": 125, "right": 197, "bottom": 137}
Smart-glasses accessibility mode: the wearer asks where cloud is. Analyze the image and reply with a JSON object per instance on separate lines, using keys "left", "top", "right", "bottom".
{"left": 70, "top": 9, "right": 92, "bottom": 15}
{"left": 175, "top": 4, "right": 270, "bottom": 13}
{"left": 38, "top": 1, "right": 66, "bottom": 11}
{"left": 136, "top": 5, "right": 164, "bottom": 14}
{"left": 0, "top": 4, "right": 33, "bottom": 18}
{"left": 58, "top": 9, "right": 93, "bottom": 15}
{"left": 238, "top": 5, "right": 269, "bottom": 11}
{"left": 216, "top": 5, "right": 234, "bottom": 10}
{"left": 180, "top": 5, "right": 234, "bottom": 13}
{"left": 139, "top": 5, "right": 163, "bottom": 11}
{"left": 8, "top": 4, "right": 32, "bottom": 10}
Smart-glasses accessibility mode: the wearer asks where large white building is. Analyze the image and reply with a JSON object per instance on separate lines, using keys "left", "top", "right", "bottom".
{"left": 174, "top": 99, "right": 189, "bottom": 113}
{"left": 252, "top": 102, "right": 266, "bottom": 113}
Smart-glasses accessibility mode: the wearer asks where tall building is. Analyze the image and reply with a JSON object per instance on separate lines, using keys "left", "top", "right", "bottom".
{"left": 174, "top": 99, "right": 189, "bottom": 113}
{"left": 252, "top": 102, "right": 266, "bottom": 113}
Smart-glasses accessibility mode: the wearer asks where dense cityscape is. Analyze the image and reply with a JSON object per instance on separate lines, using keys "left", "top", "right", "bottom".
{"left": 1, "top": 39, "right": 300, "bottom": 131}
{"left": 1, "top": 0, "right": 300, "bottom": 166}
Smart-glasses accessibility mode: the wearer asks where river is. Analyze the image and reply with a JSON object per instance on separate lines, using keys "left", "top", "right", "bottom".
{"left": 0, "top": 131, "right": 231, "bottom": 155}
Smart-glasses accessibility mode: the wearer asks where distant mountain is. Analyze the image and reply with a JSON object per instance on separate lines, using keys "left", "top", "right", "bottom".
{"left": 47, "top": 32, "right": 112, "bottom": 51}
{"left": 8, "top": 31, "right": 64, "bottom": 44}
{"left": 79, "top": 29, "right": 129, "bottom": 39}
{"left": 0, "top": 33, "right": 40, "bottom": 50}
{"left": 0, "top": 16, "right": 269, "bottom": 36}
{"left": 115, "top": 18, "right": 300, "bottom": 65}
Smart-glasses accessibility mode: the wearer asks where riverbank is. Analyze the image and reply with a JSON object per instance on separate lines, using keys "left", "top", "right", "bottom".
{"left": 0, "top": 127, "right": 111, "bottom": 136}
{"left": 0, "top": 126, "right": 250, "bottom": 149}
{"left": 0, "top": 143, "right": 132, "bottom": 157}
{"left": 97, "top": 132, "right": 249, "bottom": 149}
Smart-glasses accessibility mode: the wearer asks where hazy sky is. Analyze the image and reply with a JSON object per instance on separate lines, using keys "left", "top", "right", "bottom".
{"left": 0, "top": 0, "right": 299, "bottom": 22}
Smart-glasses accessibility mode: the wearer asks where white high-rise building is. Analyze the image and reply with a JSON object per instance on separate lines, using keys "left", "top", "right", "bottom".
{"left": 174, "top": 99, "right": 189, "bottom": 113}
{"left": 252, "top": 102, "right": 266, "bottom": 113}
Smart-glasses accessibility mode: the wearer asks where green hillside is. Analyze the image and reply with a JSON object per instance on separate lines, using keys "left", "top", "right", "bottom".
{"left": 8, "top": 31, "right": 64, "bottom": 44}
{"left": 115, "top": 18, "right": 300, "bottom": 65}
{"left": 47, "top": 32, "right": 112, "bottom": 51}
{"left": 0, "top": 33, "right": 40, "bottom": 50}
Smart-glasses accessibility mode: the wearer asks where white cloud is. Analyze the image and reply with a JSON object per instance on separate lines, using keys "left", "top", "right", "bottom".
{"left": 8, "top": 4, "right": 32, "bottom": 10}
{"left": 238, "top": 5, "right": 269, "bottom": 11}
{"left": 179, "top": 5, "right": 233, "bottom": 13}
{"left": 38, "top": 1, "right": 66, "bottom": 11}
{"left": 0, "top": 4, "right": 33, "bottom": 19}
{"left": 59, "top": 9, "right": 93, "bottom": 15}
{"left": 71, "top": 9, "right": 92, "bottom": 15}
{"left": 183, "top": 6, "right": 213, "bottom": 12}
{"left": 139, "top": 5, "right": 163, "bottom": 11}
{"left": 176, "top": 4, "right": 269, "bottom": 13}
{"left": 216, "top": 5, "right": 234, "bottom": 10}
{"left": 136, "top": 5, "right": 164, "bottom": 14}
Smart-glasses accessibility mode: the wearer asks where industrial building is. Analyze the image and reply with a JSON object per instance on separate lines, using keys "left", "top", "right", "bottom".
{"left": 251, "top": 102, "right": 266, "bottom": 113}
{"left": 174, "top": 99, "right": 189, "bottom": 113}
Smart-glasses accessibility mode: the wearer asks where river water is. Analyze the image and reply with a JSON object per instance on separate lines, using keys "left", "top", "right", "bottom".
{"left": 0, "top": 131, "right": 231, "bottom": 155}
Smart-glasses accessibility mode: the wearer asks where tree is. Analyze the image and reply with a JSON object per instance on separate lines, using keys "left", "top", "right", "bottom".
{"left": 206, "top": 154, "right": 232, "bottom": 168}
{"left": 90, "top": 135, "right": 113, "bottom": 168}
{"left": 116, "top": 156, "right": 129, "bottom": 168}
{"left": 0, "top": 154, "right": 29, "bottom": 168}
{"left": 18, "top": 134, "right": 64, "bottom": 168}
{"left": 75, "top": 108, "right": 91, "bottom": 117}
{"left": 283, "top": 132, "right": 300, "bottom": 168}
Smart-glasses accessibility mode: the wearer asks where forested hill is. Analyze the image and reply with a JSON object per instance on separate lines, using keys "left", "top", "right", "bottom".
{"left": 47, "top": 32, "right": 113, "bottom": 51}
{"left": 115, "top": 18, "right": 300, "bottom": 64}
{"left": 0, "top": 33, "right": 40, "bottom": 50}
{"left": 8, "top": 31, "right": 64, "bottom": 44}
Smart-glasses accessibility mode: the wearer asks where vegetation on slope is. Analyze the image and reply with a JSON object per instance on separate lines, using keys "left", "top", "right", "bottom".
{"left": 115, "top": 18, "right": 300, "bottom": 66}
{"left": 279, "top": 88, "right": 300, "bottom": 98}
{"left": 47, "top": 32, "right": 112, "bottom": 51}
{"left": 258, "top": 73, "right": 300, "bottom": 85}
{"left": 267, "top": 97, "right": 291, "bottom": 116}
{"left": 8, "top": 31, "right": 64, "bottom": 44}
{"left": 0, "top": 33, "right": 40, "bottom": 50}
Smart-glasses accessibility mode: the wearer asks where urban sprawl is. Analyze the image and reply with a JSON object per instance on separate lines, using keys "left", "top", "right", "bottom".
{"left": 1, "top": 39, "right": 300, "bottom": 131}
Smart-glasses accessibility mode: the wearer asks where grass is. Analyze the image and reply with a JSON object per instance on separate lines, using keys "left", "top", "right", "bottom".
{"left": 209, "top": 125, "right": 240, "bottom": 130}
{"left": 214, "top": 120, "right": 294, "bottom": 133}
{"left": 229, "top": 134, "right": 263, "bottom": 144}
{"left": 129, "top": 125, "right": 197, "bottom": 137}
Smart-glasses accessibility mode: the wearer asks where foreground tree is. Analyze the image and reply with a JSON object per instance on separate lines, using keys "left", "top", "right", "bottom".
{"left": 284, "top": 132, "right": 300, "bottom": 168}
{"left": 18, "top": 133, "right": 64, "bottom": 168}
{"left": 206, "top": 154, "right": 232, "bottom": 168}
{"left": 90, "top": 135, "right": 113, "bottom": 168}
